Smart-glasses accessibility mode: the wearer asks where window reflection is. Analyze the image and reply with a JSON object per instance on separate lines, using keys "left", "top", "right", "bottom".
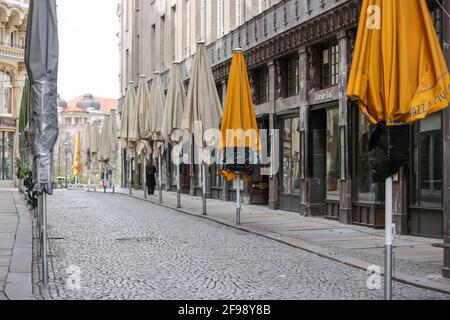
{"left": 354, "top": 109, "right": 385, "bottom": 204}
{"left": 0, "top": 132, "right": 14, "bottom": 180}
{"left": 281, "top": 117, "right": 300, "bottom": 195}
{"left": 0, "top": 71, "right": 12, "bottom": 115}
{"left": 326, "top": 109, "right": 340, "bottom": 201}
{"left": 411, "top": 113, "right": 443, "bottom": 208}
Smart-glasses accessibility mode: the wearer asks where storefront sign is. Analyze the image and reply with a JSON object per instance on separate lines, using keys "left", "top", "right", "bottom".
{"left": 0, "top": 117, "right": 17, "bottom": 131}
{"left": 309, "top": 86, "right": 339, "bottom": 105}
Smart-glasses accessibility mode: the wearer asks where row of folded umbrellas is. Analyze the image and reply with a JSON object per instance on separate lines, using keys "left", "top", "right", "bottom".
{"left": 118, "top": 42, "right": 224, "bottom": 164}
{"left": 77, "top": 109, "right": 119, "bottom": 176}
{"left": 70, "top": 42, "right": 259, "bottom": 181}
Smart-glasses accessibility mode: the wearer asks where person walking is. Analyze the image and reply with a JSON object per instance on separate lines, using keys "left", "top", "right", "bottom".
{"left": 146, "top": 163, "right": 157, "bottom": 195}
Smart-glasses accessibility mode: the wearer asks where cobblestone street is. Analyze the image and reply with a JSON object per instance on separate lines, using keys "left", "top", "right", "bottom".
{"left": 34, "top": 191, "right": 450, "bottom": 300}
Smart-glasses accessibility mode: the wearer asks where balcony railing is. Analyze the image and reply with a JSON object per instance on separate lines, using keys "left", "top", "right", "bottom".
{"left": 0, "top": 45, "right": 25, "bottom": 59}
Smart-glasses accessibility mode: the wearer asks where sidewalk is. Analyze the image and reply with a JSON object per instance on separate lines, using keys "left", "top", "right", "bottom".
{"left": 0, "top": 189, "right": 34, "bottom": 300}
{"left": 115, "top": 188, "right": 450, "bottom": 295}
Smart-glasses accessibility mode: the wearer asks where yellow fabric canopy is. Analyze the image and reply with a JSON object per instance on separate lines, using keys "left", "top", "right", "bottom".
{"left": 73, "top": 132, "right": 82, "bottom": 177}
{"left": 219, "top": 50, "right": 261, "bottom": 182}
{"left": 220, "top": 50, "right": 261, "bottom": 150}
{"left": 347, "top": 0, "right": 450, "bottom": 125}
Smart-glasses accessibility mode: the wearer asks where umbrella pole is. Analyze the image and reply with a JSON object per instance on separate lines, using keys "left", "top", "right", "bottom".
{"left": 236, "top": 175, "right": 241, "bottom": 225}
{"left": 202, "top": 164, "right": 207, "bottom": 215}
{"left": 159, "top": 155, "right": 163, "bottom": 203}
{"left": 144, "top": 157, "right": 148, "bottom": 199}
{"left": 128, "top": 158, "right": 133, "bottom": 195}
{"left": 40, "top": 193, "right": 48, "bottom": 286}
{"left": 112, "top": 167, "right": 115, "bottom": 194}
{"left": 385, "top": 176, "right": 394, "bottom": 300}
{"left": 177, "top": 152, "right": 181, "bottom": 209}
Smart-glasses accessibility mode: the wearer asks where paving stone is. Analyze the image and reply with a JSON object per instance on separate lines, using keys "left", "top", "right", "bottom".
{"left": 34, "top": 190, "right": 450, "bottom": 300}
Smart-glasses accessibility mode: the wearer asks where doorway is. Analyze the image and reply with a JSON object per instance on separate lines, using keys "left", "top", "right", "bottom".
{"left": 309, "top": 106, "right": 341, "bottom": 217}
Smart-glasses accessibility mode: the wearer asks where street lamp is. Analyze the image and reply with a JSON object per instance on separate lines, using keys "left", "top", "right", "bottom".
{"left": 64, "top": 142, "right": 69, "bottom": 189}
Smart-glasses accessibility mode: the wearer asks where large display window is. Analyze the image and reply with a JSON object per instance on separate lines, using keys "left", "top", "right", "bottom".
{"left": 411, "top": 113, "right": 443, "bottom": 209}
{"left": 354, "top": 109, "right": 385, "bottom": 204}
{"left": 326, "top": 108, "right": 340, "bottom": 201}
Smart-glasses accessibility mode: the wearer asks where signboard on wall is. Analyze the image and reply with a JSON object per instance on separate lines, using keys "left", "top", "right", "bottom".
{"left": 0, "top": 117, "right": 17, "bottom": 131}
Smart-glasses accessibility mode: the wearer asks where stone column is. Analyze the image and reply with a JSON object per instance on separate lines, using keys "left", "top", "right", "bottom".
{"left": 268, "top": 61, "right": 279, "bottom": 210}
{"left": 298, "top": 47, "right": 310, "bottom": 216}
{"left": 442, "top": 0, "right": 450, "bottom": 279}
{"left": 337, "top": 31, "right": 352, "bottom": 224}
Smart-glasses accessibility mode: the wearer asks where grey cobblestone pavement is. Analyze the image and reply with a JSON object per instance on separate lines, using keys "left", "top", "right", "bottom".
{"left": 33, "top": 190, "right": 450, "bottom": 300}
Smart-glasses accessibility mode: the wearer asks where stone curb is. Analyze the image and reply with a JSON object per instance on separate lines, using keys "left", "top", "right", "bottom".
{"left": 115, "top": 191, "right": 450, "bottom": 296}
{"left": 4, "top": 192, "right": 35, "bottom": 300}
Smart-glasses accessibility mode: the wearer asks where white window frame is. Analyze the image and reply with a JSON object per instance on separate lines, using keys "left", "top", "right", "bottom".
{"left": 200, "top": 0, "right": 206, "bottom": 42}
{"left": 259, "top": 0, "right": 268, "bottom": 13}
{"left": 236, "top": 0, "right": 245, "bottom": 26}
{"left": 217, "top": 0, "right": 224, "bottom": 38}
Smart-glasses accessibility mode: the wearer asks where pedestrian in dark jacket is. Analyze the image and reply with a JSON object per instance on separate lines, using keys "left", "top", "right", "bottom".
{"left": 146, "top": 163, "right": 157, "bottom": 195}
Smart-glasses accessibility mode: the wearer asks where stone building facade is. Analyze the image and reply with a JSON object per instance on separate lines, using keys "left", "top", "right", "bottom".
{"left": 56, "top": 94, "right": 118, "bottom": 180}
{"left": 0, "top": 0, "right": 28, "bottom": 186}
{"left": 118, "top": 0, "right": 450, "bottom": 277}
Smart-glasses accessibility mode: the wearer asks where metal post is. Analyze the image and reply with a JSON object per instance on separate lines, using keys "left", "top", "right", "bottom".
{"left": 41, "top": 193, "right": 48, "bottom": 286}
{"left": 65, "top": 150, "right": 68, "bottom": 189}
{"left": 202, "top": 164, "right": 207, "bottom": 215}
{"left": 144, "top": 157, "right": 148, "bottom": 199}
{"left": 236, "top": 175, "right": 241, "bottom": 225}
{"left": 112, "top": 167, "right": 115, "bottom": 194}
{"left": 177, "top": 154, "right": 181, "bottom": 208}
{"left": 128, "top": 157, "right": 133, "bottom": 195}
{"left": 385, "top": 176, "right": 393, "bottom": 300}
{"left": 159, "top": 155, "right": 163, "bottom": 203}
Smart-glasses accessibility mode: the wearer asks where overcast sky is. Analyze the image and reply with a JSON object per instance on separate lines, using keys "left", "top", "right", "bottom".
{"left": 56, "top": 0, "right": 120, "bottom": 101}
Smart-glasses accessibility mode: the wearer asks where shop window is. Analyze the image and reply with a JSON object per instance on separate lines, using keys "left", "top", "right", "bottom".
{"left": 354, "top": 109, "right": 385, "bottom": 204}
{"left": 0, "top": 71, "right": 12, "bottom": 115}
{"left": 326, "top": 109, "right": 340, "bottom": 201}
{"left": 0, "top": 132, "right": 14, "bottom": 180}
{"left": 167, "top": 145, "right": 177, "bottom": 187}
{"left": 281, "top": 117, "right": 301, "bottom": 195}
{"left": 252, "top": 119, "right": 270, "bottom": 192}
{"left": 210, "top": 163, "right": 223, "bottom": 188}
{"left": 411, "top": 113, "right": 443, "bottom": 208}
{"left": 321, "top": 42, "right": 339, "bottom": 88}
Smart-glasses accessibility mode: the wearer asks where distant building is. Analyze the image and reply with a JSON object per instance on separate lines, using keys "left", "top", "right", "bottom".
{"left": 56, "top": 93, "right": 118, "bottom": 179}
{"left": 0, "top": 0, "right": 28, "bottom": 186}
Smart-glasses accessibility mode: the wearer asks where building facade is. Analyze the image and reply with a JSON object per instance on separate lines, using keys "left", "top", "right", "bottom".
{"left": 119, "top": 0, "right": 450, "bottom": 276}
{"left": 56, "top": 94, "right": 118, "bottom": 181}
{"left": 0, "top": 0, "right": 28, "bottom": 186}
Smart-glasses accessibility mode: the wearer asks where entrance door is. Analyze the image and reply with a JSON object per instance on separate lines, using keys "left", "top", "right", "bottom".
{"left": 0, "top": 131, "right": 14, "bottom": 180}
{"left": 325, "top": 108, "right": 341, "bottom": 219}
{"left": 279, "top": 116, "right": 301, "bottom": 211}
{"left": 309, "top": 107, "right": 341, "bottom": 217}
